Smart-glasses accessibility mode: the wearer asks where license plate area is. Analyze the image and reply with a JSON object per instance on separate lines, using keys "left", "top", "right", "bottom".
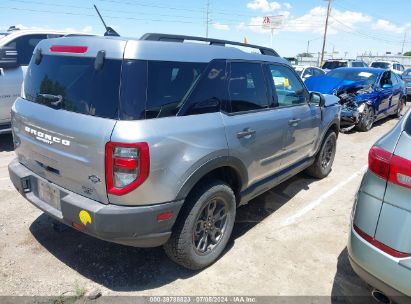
{"left": 38, "top": 180, "right": 61, "bottom": 210}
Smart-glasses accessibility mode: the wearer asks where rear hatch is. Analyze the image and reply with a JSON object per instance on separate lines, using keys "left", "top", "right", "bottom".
{"left": 373, "top": 116, "right": 411, "bottom": 256}
{"left": 12, "top": 36, "right": 126, "bottom": 204}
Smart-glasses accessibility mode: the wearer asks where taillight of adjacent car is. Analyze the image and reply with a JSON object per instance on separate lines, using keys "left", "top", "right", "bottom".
{"left": 105, "top": 142, "right": 150, "bottom": 195}
{"left": 369, "top": 146, "right": 411, "bottom": 189}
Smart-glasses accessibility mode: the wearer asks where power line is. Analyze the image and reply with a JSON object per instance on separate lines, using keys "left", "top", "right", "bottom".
{"left": 330, "top": 16, "right": 411, "bottom": 44}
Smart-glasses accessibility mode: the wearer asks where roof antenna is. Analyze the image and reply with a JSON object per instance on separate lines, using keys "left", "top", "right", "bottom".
{"left": 93, "top": 5, "right": 120, "bottom": 37}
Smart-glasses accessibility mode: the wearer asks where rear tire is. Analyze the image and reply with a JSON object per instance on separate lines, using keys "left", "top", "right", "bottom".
{"left": 306, "top": 131, "right": 337, "bottom": 179}
{"left": 356, "top": 105, "right": 375, "bottom": 132}
{"left": 164, "top": 179, "right": 236, "bottom": 270}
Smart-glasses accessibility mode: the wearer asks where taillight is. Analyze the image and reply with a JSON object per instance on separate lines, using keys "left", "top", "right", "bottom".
{"left": 354, "top": 225, "right": 411, "bottom": 258}
{"left": 50, "top": 45, "right": 88, "bottom": 53}
{"left": 369, "top": 145, "right": 411, "bottom": 189}
{"left": 368, "top": 146, "right": 392, "bottom": 179}
{"left": 389, "top": 155, "right": 411, "bottom": 189}
{"left": 105, "top": 142, "right": 150, "bottom": 195}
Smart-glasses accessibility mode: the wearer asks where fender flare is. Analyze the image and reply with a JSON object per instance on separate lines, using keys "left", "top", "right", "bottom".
{"left": 316, "top": 116, "right": 340, "bottom": 155}
{"left": 175, "top": 156, "right": 248, "bottom": 201}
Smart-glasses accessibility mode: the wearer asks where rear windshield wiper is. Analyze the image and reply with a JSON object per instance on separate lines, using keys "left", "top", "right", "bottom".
{"left": 38, "top": 94, "right": 63, "bottom": 107}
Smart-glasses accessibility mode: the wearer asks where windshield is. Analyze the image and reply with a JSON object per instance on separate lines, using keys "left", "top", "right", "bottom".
{"left": 327, "top": 69, "right": 378, "bottom": 85}
{"left": 322, "top": 61, "right": 347, "bottom": 69}
{"left": 371, "top": 62, "right": 390, "bottom": 69}
{"left": 0, "top": 33, "right": 9, "bottom": 40}
{"left": 293, "top": 67, "right": 303, "bottom": 76}
{"left": 403, "top": 69, "right": 411, "bottom": 77}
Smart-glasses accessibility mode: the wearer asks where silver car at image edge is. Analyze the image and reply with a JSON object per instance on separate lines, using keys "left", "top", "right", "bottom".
{"left": 8, "top": 33, "right": 341, "bottom": 270}
{"left": 349, "top": 108, "right": 411, "bottom": 303}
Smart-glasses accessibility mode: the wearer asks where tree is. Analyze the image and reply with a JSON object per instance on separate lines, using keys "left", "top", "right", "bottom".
{"left": 296, "top": 52, "right": 313, "bottom": 57}
{"left": 404, "top": 51, "right": 411, "bottom": 56}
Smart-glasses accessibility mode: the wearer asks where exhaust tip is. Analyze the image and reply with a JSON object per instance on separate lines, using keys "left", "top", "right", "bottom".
{"left": 372, "top": 289, "right": 391, "bottom": 304}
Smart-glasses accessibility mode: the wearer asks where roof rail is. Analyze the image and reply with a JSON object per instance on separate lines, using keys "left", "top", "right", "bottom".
{"left": 140, "top": 33, "right": 279, "bottom": 57}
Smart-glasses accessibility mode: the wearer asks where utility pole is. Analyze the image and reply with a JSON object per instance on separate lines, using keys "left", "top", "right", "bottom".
{"left": 306, "top": 40, "right": 310, "bottom": 55}
{"left": 401, "top": 31, "right": 407, "bottom": 54}
{"left": 320, "top": 0, "right": 332, "bottom": 66}
{"left": 205, "top": 0, "right": 210, "bottom": 38}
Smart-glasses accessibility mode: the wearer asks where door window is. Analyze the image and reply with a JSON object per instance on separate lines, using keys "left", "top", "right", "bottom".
{"left": 6, "top": 34, "right": 47, "bottom": 65}
{"left": 183, "top": 60, "right": 227, "bottom": 116}
{"left": 380, "top": 71, "right": 392, "bottom": 87}
{"left": 228, "top": 62, "right": 269, "bottom": 113}
{"left": 268, "top": 64, "right": 307, "bottom": 107}
{"left": 391, "top": 72, "right": 399, "bottom": 85}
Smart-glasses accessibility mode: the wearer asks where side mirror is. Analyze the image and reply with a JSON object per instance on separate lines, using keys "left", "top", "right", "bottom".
{"left": 0, "top": 46, "right": 18, "bottom": 69}
{"left": 309, "top": 91, "right": 325, "bottom": 107}
{"left": 303, "top": 74, "right": 312, "bottom": 79}
{"left": 382, "top": 84, "right": 393, "bottom": 89}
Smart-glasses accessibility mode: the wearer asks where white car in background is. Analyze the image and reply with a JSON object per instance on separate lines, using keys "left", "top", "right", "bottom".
{"left": 0, "top": 27, "right": 81, "bottom": 134}
{"left": 370, "top": 60, "right": 405, "bottom": 75}
{"left": 293, "top": 65, "right": 325, "bottom": 81}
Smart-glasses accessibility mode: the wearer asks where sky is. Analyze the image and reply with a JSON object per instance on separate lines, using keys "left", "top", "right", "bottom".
{"left": 1, "top": 0, "right": 411, "bottom": 58}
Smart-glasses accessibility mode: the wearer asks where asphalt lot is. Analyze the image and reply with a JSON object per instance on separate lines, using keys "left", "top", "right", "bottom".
{"left": 0, "top": 110, "right": 408, "bottom": 302}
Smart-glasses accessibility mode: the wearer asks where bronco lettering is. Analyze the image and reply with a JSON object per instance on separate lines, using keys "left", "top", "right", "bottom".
{"left": 24, "top": 126, "right": 70, "bottom": 146}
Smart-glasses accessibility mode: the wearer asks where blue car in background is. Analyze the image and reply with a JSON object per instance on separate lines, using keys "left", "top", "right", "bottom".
{"left": 305, "top": 67, "right": 406, "bottom": 131}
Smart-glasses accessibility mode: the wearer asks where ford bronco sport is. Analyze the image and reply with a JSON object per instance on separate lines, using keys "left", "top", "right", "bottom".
{"left": 9, "top": 33, "right": 341, "bottom": 270}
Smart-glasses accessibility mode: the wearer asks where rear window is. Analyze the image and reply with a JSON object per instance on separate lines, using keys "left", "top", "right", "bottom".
{"left": 24, "top": 55, "right": 122, "bottom": 119}
{"left": 371, "top": 62, "right": 390, "bottom": 69}
{"left": 351, "top": 62, "right": 363, "bottom": 67}
{"left": 322, "top": 61, "right": 347, "bottom": 69}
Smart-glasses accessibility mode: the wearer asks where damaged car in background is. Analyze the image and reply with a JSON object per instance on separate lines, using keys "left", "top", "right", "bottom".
{"left": 305, "top": 67, "right": 406, "bottom": 132}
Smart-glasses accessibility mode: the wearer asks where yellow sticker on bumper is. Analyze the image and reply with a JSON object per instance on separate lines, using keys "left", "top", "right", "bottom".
{"left": 79, "top": 210, "right": 92, "bottom": 226}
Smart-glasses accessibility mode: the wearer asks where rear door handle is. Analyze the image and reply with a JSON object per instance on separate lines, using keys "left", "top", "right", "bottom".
{"left": 288, "top": 118, "right": 301, "bottom": 126}
{"left": 237, "top": 128, "right": 256, "bottom": 139}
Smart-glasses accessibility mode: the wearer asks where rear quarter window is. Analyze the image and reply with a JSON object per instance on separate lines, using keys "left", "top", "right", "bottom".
{"left": 120, "top": 60, "right": 207, "bottom": 120}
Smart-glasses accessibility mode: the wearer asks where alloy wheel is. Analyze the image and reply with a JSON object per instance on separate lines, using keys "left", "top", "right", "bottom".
{"left": 320, "top": 137, "right": 335, "bottom": 170}
{"left": 192, "top": 197, "right": 228, "bottom": 255}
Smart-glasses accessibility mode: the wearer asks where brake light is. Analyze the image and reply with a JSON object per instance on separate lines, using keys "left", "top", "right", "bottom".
{"left": 105, "top": 142, "right": 150, "bottom": 196}
{"left": 368, "top": 146, "right": 392, "bottom": 179}
{"left": 354, "top": 225, "right": 411, "bottom": 258}
{"left": 369, "top": 146, "right": 411, "bottom": 189}
{"left": 50, "top": 45, "right": 88, "bottom": 53}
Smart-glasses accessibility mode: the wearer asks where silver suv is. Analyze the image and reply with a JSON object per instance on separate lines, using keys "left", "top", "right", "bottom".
{"left": 8, "top": 33, "right": 341, "bottom": 269}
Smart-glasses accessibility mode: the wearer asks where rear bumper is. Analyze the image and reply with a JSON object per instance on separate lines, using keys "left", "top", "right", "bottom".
{"left": 348, "top": 226, "right": 411, "bottom": 301}
{"left": 8, "top": 159, "right": 184, "bottom": 247}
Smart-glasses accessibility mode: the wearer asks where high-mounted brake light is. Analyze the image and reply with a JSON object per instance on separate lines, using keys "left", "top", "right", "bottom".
{"left": 105, "top": 142, "right": 150, "bottom": 196}
{"left": 369, "top": 146, "right": 411, "bottom": 189}
{"left": 354, "top": 225, "right": 411, "bottom": 258}
{"left": 50, "top": 45, "right": 88, "bottom": 53}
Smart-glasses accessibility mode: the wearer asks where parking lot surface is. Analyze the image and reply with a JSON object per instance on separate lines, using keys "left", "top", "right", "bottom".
{"left": 0, "top": 111, "right": 407, "bottom": 302}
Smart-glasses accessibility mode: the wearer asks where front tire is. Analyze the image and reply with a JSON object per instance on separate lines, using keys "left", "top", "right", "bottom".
{"left": 164, "top": 179, "right": 236, "bottom": 270}
{"left": 306, "top": 131, "right": 337, "bottom": 179}
{"left": 356, "top": 105, "right": 375, "bottom": 132}
{"left": 395, "top": 98, "right": 405, "bottom": 118}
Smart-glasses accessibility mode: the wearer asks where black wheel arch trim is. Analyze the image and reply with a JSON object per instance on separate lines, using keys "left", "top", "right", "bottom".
{"left": 316, "top": 117, "right": 340, "bottom": 155}
{"left": 175, "top": 156, "right": 248, "bottom": 201}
